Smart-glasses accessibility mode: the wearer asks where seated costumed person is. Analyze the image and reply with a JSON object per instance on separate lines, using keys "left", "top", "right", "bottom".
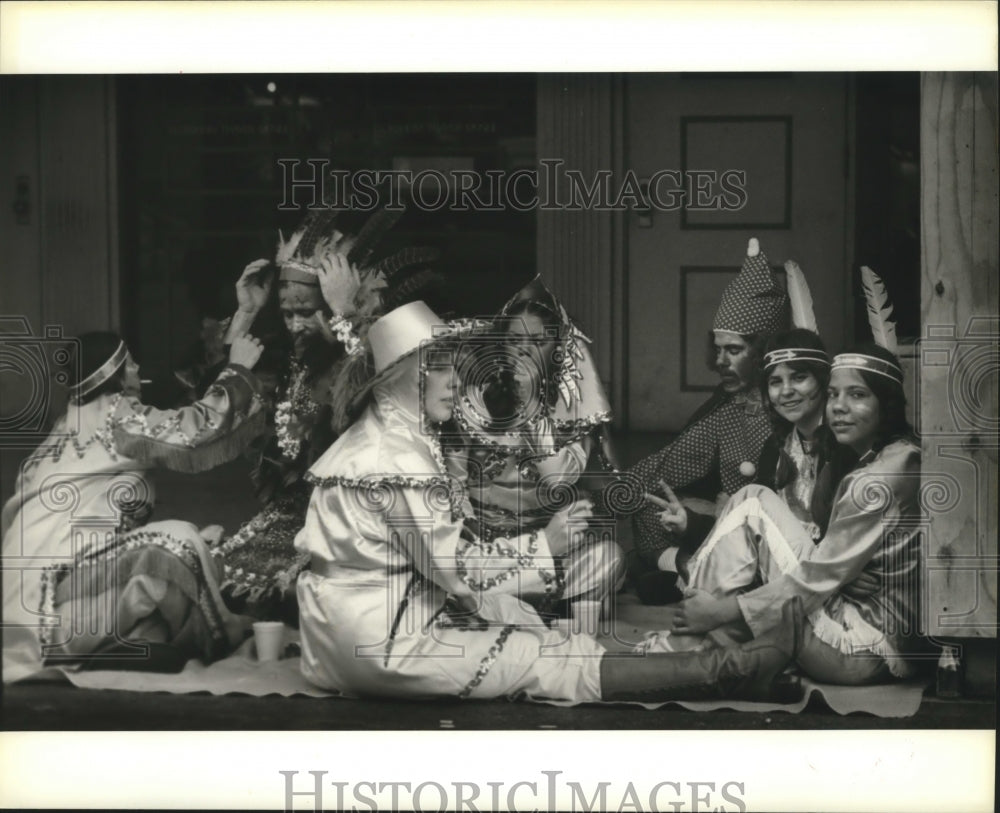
{"left": 447, "top": 276, "right": 625, "bottom": 617}
{"left": 660, "top": 269, "right": 925, "bottom": 685}
{"left": 212, "top": 206, "right": 439, "bottom": 624}
{"left": 2, "top": 331, "right": 266, "bottom": 681}
{"left": 646, "top": 262, "right": 856, "bottom": 581}
{"left": 630, "top": 237, "right": 789, "bottom": 604}
{"left": 295, "top": 300, "right": 807, "bottom": 704}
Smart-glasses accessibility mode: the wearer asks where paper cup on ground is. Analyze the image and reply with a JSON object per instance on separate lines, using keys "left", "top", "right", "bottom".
{"left": 571, "top": 600, "right": 602, "bottom": 636}
{"left": 253, "top": 621, "right": 285, "bottom": 662}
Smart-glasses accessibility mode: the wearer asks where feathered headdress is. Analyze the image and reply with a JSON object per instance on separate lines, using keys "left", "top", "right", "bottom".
{"left": 275, "top": 207, "right": 343, "bottom": 285}
{"left": 298, "top": 206, "right": 443, "bottom": 430}
{"left": 831, "top": 265, "right": 903, "bottom": 386}
{"left": 783, "top": 259, "right": 818, "bottom": 333}
{"left": 860, "top": 265, "right": 898, "bottom": 354}
{"left": 276, "top": 204, "right": 442, "bottom": 321}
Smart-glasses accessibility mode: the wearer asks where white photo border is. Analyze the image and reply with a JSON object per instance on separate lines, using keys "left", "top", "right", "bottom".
{"left": 1, "top": 2, "right": 996, "bottom": 811}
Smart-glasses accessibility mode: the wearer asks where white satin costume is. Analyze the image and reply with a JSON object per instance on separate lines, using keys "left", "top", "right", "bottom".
{"left": 2, "top": 364, "right": 264, "bottom": 682}
{"left": 294, "top": 351, "right": 607, "bottom": 701}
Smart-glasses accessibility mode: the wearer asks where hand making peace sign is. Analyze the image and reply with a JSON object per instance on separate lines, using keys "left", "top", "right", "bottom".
{"left": 644, "top": 479, "right": 688, "bottom": 536}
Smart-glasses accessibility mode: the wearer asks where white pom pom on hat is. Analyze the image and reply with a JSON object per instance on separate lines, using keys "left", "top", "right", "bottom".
{"left": 747, "top": 238, "right": 759, "bottom": 257}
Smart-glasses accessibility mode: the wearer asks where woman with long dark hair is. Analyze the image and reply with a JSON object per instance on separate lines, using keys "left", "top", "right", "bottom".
{"left": 630, "top": 239, "right": 789, "bottom": 603}
{"left": 651, "top": 328, "right": 855, "bottom": 554}
{"left": 211, "top": 207, "right": 439, "bottom": 623}
{"left": 448, "top": 277, "right": 625, "bottom": 617}
{"left": 665, "top": 343, "right": 924, "bottom": 684}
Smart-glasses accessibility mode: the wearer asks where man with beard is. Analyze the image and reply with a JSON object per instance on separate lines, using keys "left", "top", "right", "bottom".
{"left": 629, "top": 238, "right": 789, "bottom": 604}
{"left": 210, "top": 207, "right": 439, "bottom": 624}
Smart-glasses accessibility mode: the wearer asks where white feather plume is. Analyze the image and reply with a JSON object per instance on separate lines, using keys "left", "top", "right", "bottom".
{"left": 275, "top": 228, "right": 304, "bottom": 265}
{"left": 783, "top": 259, "right": 818, "bottom": 332}
{"left": 860, "top": 265, "right": 898, "bottom": 354}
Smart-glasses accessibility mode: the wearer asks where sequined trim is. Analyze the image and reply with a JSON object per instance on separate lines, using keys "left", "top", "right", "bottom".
{"left": 109, "top": 366, "right": 263, "bottom": 458}
{"left": 454, "top": 404, "right": 611, "bottom": 467}
{"left": 329, "top": 314, "right": 363, "bottom": 356}
{"left": 452, "top": 396, "right": 542, "bottom": 452}
{"left": 305, "top": 472, "right": 452, "bottom": 489}
{"left": 552, "top": 411, "right": 612, "bottom": 435}
{"left": 213, "top": 491, "right": 312, "bottom": 602}
{"left": 464, "top": 503, "right": 550, "bottom": 544}
{"left": 457, "top": 624, "right": 516, "bottom": 698}
{"left": 303, "top": 471, "right": 469, "bottom": 522}
{"left": 37, "top": 564, "right": 65, "bottom": 644}
{"left": 455, "top": 530, "right": 540, "bottom": 591}
{"left": 275, "top": 354, "right": 323, "bottom": 461}
{"left": 38, "top": 528, "right": 220, "bottom": 646}
{"left": 21, "top": 395, "right": 122, "bottom": 478}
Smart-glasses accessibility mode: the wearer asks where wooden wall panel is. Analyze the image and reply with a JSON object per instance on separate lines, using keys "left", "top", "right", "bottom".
{"left": 0, "top": 77, "right": 117, "bottom": 505}
{"left": 536, "top": 74, "right": 619, "bottom": 416}
{"left": 38, "top": 77, "right": 116, "bottom": 336}
{"left": 920, "top": 72, "right": 998, "bottom": 638}
{"left": 624, "top": 74, "right": 850, "bottom": 431}
{"left": 0, "top": 77, "right": 43, "bottom": 330}
{"left": 1, "top": 77, "right": 45, "bottom": 503}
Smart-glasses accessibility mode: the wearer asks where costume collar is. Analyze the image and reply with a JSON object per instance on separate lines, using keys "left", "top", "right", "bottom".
{"left": 454, "top": 276, "right": 612, "bottom": 452}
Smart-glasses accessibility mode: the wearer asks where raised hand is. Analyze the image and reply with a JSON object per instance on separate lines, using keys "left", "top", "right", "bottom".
{"left": 644, "top": 479, "right": 687, "bottom": 536}
{"left": 229, "top": 334, "right": 264, "bottom": 370}
{"left": 317, "top": 251, "right": 361, "bottom": 317}
{"left": 235, "top": 259, "right": 273, "bottom": 314}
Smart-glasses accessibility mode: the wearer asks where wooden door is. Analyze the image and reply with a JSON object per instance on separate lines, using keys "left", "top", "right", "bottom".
{"left": 0, "top": 77, "right": 117, "bottom": 502}
{"left": 624, "top": 74, "right": 851, "bottom": 431}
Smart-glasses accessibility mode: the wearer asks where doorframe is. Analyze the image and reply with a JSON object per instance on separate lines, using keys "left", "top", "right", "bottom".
{"left": 842, "top": 73, "right": 858, "bottom": 352}
{"left": 106, "top": 76, "right": 121, "bottom": 333}
{"left": 610, "top": 73, "right": 629, "bottom": 430}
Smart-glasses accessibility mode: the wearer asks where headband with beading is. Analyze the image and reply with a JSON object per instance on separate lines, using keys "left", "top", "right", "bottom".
{"left": 831, "top": 352, "right": 904, "bottom": 385}
{"left": 763, "top": 347, "right": 830, "bottom": 369}
{"left": 69, "top": 340, "right": 128, "bottom": 401}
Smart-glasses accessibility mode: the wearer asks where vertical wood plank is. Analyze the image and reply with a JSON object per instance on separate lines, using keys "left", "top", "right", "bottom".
{"left": 920, "top": 72, "right": 999, "bottom": 639}
{"left": 1, "top": 76, "right": 116, "bottom": 505}
{"left": 105, "top": 77, "right": 120, "bottom": 334}
{"left": 39, "top": 76, "right": 114, "bottom": 336}
{"left": 0, "top": 77, "right": 44, "bottom": 503}
{"left": 0, "top": 77, "right": 43, "bottom": 326}
{"left": 537, "top": 74, "right": 617, "bottom": 417}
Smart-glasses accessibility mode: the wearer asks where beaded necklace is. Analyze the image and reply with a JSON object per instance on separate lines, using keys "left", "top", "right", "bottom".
{"left": 274, "top": 354, "right": 322, "bottom": 460}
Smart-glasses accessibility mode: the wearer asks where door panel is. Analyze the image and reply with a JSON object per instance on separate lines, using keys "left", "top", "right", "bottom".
{"left": 626, "top": 74, "right": 850, "bottom": 431}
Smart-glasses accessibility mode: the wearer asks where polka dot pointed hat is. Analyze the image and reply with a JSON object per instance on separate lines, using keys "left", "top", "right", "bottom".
{"left": 713, "top": 238, "right": 790, "bottom": 336}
